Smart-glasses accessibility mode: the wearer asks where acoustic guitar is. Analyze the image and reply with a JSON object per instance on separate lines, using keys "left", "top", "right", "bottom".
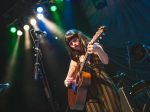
{"left": 68, "top": 26, "right": 106, "bottom": 110}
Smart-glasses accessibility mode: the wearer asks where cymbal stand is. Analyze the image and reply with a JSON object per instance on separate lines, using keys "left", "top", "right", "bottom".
{"left": 126, "top": 41, "right": 131, "bottom": 71}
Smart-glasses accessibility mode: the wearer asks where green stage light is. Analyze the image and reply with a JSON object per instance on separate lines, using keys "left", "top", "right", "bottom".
{"left": 50, "top": 5, "right": 57, "bottom": 12}
{"left": 55, "top": 0, "right": 63, "bottom": 2}
{"left": 10, "top": 27, "right": 17, "bottom": 33}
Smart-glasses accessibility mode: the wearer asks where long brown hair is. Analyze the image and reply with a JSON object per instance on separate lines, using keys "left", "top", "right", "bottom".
{"left": 64, "top": 29, "right": 90, "bottom": 61}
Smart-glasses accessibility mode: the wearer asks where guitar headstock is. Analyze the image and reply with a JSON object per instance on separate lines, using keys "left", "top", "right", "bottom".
{"left": 90, "top": 25, "right": 106, "bottom": 44}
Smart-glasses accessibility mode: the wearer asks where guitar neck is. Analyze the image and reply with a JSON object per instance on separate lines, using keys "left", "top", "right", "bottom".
{"left": 79, "top": 51, "right": 88, "bottom": 74}
{"left": 77, "top": 26, "right": 105, "bottom": 77}
{"left": 79, "top": 39, "right": 96, "bottom": 74}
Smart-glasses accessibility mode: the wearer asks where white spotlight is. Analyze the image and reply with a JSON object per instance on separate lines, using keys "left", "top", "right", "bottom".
{"left": 55, "top": 36, "right": 58, "bottom": 39}
{"left": 36, "top": 6, "right": 44, "bottom": 13}
{"left": 23, "top": 25, "right": 30, "bottom": 31}
{"left": 30, "top": 18, "right": 37, "bottom": 26}
{"left": 37, "top": 13, "right": 44, "bottom": 20}
{"left": 17, "top": 30, "right": 23, "bottom": 36}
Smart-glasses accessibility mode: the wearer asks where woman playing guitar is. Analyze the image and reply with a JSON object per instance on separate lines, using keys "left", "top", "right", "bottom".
{"left": 64, "top": 27, "right": 122, "bottom": 112}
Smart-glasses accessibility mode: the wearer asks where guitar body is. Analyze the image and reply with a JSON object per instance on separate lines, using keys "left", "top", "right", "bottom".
{"left": 68, "top": 71, "right": 91, "bottom": 110}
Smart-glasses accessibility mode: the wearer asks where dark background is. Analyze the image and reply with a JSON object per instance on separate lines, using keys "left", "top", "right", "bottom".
{"left": 0, "top": 0, "right": 150, "bottom": 112}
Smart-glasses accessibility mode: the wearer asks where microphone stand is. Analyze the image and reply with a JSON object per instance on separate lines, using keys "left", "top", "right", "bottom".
{"left": 33, "top": 33, "right": 56, "bottom": 112}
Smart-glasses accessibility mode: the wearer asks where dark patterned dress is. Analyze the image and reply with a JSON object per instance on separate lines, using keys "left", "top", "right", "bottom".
{"left": 80, "top": 54, "right": 122, "bottom": 112}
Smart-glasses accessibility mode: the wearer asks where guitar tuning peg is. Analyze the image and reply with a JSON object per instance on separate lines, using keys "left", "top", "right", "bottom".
{"left": 98, "top": 25, "right": 106, "bottom": 29}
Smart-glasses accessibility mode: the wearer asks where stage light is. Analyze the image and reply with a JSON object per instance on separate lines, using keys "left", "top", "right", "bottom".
{"left": 30, "top": 18, "right": 37, "bottom": 26}
{"left": 10, "top": 27, "right": 17, "bottom": 33}
{"left": 36, "top": 6, "right": 44, "bottom": 13}
{"left": 55, "top": 36, "right": 58, "bottom": 39}
{"left": 23, "top": 25, "right": 30, "bottom": 31}
{"left": 17, "top": 30, "right": 23, "bottom": 36}
{"left": 37, "top": 13, "right": 44, "bottom": 20}
{"left": 55, "top": 0, "right": 63, "bottom": 1}
{"left": 50, "top": 5, "right": 57, "bottom": 12}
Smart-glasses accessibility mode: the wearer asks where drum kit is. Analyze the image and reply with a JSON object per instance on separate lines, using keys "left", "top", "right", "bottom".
{"left": 113, "top": 43, "right": 150, "bottom": 112}
{"left": 130, "top": 80, "right": 150, "bottom": 112}
{"left": 114, "top": 73, "right": 150, "bottom": 112}
{"left": 129, "top": 43, "right": 150, "bottom": 112}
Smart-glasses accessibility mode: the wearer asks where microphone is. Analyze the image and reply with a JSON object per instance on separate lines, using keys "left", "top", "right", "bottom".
{"left": 30, "top": 29, "right": 47, "bottom": 46}
{"left": 34, "top": 31, "right": 47, "bottom": 37}
{"left": 30, "top": 29, "right": 47, "bottom": 38}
